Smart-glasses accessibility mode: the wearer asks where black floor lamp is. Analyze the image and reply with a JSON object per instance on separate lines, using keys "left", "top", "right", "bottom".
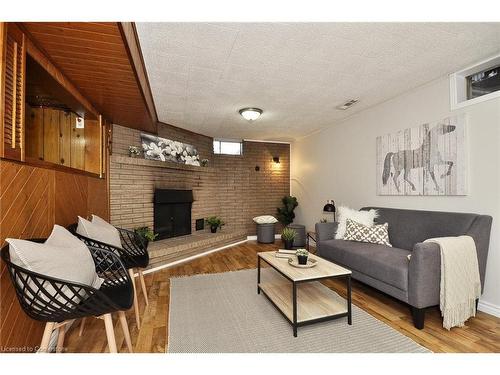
{"left": 323, "top": 200, "right": 336, "bottom": 222}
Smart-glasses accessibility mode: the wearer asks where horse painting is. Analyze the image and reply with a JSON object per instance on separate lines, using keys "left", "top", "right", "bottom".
{"left": 380, "top": 123, "right": 460, "bottom": 194}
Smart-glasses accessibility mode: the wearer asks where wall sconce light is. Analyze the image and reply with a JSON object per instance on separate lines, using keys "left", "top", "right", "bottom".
{"left": 272, "top": 156, "right": 280, "bottom": 164}
{"left": 323, "top": 200, "right": 336, "bottom": 221}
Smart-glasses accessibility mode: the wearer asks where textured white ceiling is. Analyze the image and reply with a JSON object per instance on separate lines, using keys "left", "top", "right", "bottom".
{"left": 136, "top": 23, "right": 500, "bottom": 141}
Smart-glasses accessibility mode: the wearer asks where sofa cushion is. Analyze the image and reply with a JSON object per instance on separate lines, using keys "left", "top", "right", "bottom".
{"left": 361, "top": 207, "right": 478, "bottom": 250}
{"left": 319, "top": 239, "right": 410, "bottom": 291}
{"left": 343, "top": 219, "right": 392, "bottom": 246}
{"left": 335, "top": 206, "right": 378, "bottom": 239}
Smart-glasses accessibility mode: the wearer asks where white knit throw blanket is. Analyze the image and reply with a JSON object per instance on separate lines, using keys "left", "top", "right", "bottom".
{"left": 425, "top": 236, "right": 481, "bottom": 330}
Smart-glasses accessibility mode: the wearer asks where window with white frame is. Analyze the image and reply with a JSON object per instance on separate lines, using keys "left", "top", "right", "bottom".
{"left": 213, "top": 139, "right": 243, "bottom": 155}
{"left": 450, "top": 53, "right": 500, "bottom": 110}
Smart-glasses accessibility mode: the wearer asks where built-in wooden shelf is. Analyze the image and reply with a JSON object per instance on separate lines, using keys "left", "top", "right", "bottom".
{"left": 110, "top": 155, "right": 215, "bottom": 173}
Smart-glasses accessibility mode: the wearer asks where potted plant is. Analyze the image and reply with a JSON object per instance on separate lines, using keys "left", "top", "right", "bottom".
{"left": 134, "top": 226, "right": 158, "bottom": 246}
{"left": 296, "top": 248, "right": 309, "bottom": 265}
{"left": 206, "top": 216, "right": 225, "bottom": 233}
{"left": 201, "top": 158, "right": 209, "bottom": 167}
{"left": 281, "top": 227, "right": 297, "bottom": 250}
{"left": 128, "top": 145, "right": 141, "bottom": 158}
{"left": 276, "top": 195, "right": 298, "bottom": 226}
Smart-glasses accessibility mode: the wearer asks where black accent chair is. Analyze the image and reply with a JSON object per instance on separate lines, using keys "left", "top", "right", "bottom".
{"left": 1, "top": 239, "right": 134, "bottom": 353}
{"left": 67, "top": 223, "right": 150, "bottom": 329}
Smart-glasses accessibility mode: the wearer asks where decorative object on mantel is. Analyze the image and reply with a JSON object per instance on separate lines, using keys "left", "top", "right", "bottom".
{"left": 276, "top": 195, "right": 298, "bottom": 226}
{"left": 281, "top": 227, "right": 297, "bottom": 250}
{"left": 323, "top": 200, "right": 336, "bottom": 221}
{"left": 141, "top": 133, "right": 201, "bottom": 166}
{"left": 128, "top": 145, "right": 141, "bottom": 158}
{"left": 376, "top": 115, "right": 466, "bottom": 196}
{"left": 201, "top": 159, "right": 209, "bottom": 167}
{"left": 205, "top": 216, "right": 225, "bottom": 233}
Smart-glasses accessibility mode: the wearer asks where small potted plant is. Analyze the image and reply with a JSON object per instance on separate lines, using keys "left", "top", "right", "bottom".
{"left": 281, "top": 227, "right": 297, "bottom": 250}
{"left": 134, "top": 226, "right": 158, "bottom": 246}
{"left": 206, "top": 216, "right": 225, "bottom": 233}
{"left": 128, "top": 145, "right": 141, "bottom": 158}
{"left": 296, "top": 248, "right": 309, "bottom": 265}
{"left": 201, "top": 158, "right": 209, "bottom": 167}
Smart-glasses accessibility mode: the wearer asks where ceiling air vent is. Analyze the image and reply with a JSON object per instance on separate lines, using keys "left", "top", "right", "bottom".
{"left": 336, "top": 99, "right": 359, "bottom": 110}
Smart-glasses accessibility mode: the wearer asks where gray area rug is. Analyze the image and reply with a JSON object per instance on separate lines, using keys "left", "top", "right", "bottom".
{"left": 168, "top": 269, "right": 430, "bottom": 353}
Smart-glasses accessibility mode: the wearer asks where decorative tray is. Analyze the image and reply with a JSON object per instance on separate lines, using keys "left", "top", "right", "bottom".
{"left": 288, "top": 258, "right": 317, "bottom": 268}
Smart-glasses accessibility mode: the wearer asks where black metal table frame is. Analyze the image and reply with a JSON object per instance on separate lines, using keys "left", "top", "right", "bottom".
{"left": 257, "top": 255, "right": 352, "bottom": 337}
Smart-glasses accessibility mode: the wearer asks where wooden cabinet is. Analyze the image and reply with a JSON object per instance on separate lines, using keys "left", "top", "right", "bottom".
{"left": 1, "top": 23, "right": 26, "bottom": 161}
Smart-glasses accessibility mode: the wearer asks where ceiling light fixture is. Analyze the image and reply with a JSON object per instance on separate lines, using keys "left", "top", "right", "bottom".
{"left": 239, "top": 107, "right": 263, "bottom": 121}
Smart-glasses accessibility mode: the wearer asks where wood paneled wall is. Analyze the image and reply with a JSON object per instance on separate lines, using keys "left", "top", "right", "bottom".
{"left": 0, "top": 158, "right": 109, "bottom": 351}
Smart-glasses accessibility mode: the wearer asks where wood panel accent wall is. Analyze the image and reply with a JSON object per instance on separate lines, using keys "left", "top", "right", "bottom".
{"left": 25, "top": 106, "right": 104, "bottom": 174}
{"left": 0, "top": 159, "right": 109, "bottom": 352}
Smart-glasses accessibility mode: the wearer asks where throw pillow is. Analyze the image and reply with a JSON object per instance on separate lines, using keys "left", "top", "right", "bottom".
{"left": 6, "top": 225, "right": 103, "bottom": 308}
{"left": 252, "top": 215, "right": 278, "bottom": 224}
{"left": 343, "top": 218, "right": 392, "bottom": 247}
{"left": 335, "top": 206, "right": 378, "bottom": 239}
{"left": 77, "top": 216, "right": 122, "bottom": 249}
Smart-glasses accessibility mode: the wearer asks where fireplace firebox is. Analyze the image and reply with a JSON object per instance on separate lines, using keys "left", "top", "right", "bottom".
{"left": 154, "top": 189, "right": 193, "bottom": 240}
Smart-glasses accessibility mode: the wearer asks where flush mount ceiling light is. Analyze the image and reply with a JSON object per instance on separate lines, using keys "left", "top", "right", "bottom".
{"left": 239, "top": 107, "right": 263, "bottom": 121}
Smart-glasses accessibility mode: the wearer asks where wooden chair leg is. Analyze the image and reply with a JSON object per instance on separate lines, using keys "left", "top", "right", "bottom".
{"left": 56, "top": 325, "right": 66, "bottom": 353}
{"left": 103, "top": 313, "right": 117, "bottom": 353}
{"left": 128, "top": 268, "right": 141, "bottom": 329}
{"left": 118, "top": 311, "right": 133, "bottom": 353}
{"left": 78, "top": 317, "right": 86, "bottom": 337}
{"left": 138, "top": 269, "right": 149, "bottom": 306}
{"left": 39, "top": 322, "right": 55, "bottom": 353}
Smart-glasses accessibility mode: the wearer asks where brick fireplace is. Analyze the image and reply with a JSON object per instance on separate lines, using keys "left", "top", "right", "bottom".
{"left": 109, "top": 123, "right": 290, "bottom": 236}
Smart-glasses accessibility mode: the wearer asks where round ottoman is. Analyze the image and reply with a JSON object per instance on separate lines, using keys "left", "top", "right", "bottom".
{"left": 256, "top": 223, "right": 276, "bottom": 243}
{"left": 288, "top": 224, "right": 306, "bottom": 247}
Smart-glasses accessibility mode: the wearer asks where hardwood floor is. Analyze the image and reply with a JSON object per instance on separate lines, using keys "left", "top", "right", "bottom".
{"left": 64, "top": 241, "right": 500, "bottom": 353}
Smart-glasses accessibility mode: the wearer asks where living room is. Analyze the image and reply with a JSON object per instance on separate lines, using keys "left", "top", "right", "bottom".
{"left": 1, "top": 1, "right": 500, "bottom": 374}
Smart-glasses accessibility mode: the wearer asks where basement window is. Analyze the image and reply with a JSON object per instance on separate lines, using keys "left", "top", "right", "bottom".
{"left": 450, "top": 53, "right": 500, "bottom": 110}
{"left": 213, "top": 139, "right": 243, "bottom": 155}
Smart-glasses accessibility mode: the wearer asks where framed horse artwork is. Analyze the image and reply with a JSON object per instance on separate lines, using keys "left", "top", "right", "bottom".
{"left": 376, "top": 115, "right": 467, "bottom": 196}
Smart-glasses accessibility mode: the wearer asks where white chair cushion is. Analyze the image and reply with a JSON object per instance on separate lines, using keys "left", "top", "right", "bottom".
{"left": 91, "top": 214, "right": 117, "bottom": 232}
{"left": 77, "top": 216, "right": 122, "bottom": 249}
{"left": 253, "top": 215, "right": 278, "bottom": 224}
{"left": 6, "top": 225, "right": 103, "bottom": 307}
{"left": 335, "top": 206, "right": 378, "bottom": 239}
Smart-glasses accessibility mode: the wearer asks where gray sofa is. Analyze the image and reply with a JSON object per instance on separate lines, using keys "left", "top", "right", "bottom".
{"left": 315, "top": 207, "right": 492, "bottom": 329}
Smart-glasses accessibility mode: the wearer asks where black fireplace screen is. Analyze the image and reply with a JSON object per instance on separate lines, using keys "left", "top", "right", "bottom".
{"left": 154, "top": 189, "right": 193, "bottom": 240}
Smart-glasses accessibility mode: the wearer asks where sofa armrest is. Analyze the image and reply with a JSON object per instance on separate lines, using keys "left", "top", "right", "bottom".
{"left": 315, "top": 222, "right": 338, "bottom": 257}
{"left": 408, "top": 242, "right": 441, "bottom": 308}
{"left": 315, "top": 222, "right": 338, "bottom": 242}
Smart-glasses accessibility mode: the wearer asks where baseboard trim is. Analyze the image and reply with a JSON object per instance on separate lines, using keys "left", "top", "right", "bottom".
{"left": 246, "top": 234, "right": 282, "bottom": 241}
{"left": 478, "top": 300, "right": 500, "bottom": 318}
{"left": 143, "top": 238, "right": 248, "bottom": 275}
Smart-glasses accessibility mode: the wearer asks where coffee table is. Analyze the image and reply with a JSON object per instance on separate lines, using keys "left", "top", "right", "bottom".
{"left": 257, "top": 251, "right": 352, "bottom": 337}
